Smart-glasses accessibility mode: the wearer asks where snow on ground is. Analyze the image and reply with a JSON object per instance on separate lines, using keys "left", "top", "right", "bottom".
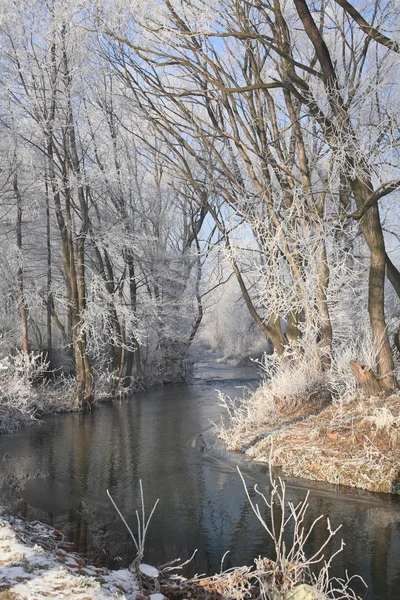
{"left": 0, "top": 507, "right": 139, "bottom": 599}
{"left": 138, "top": 564, "right": 160, "bottom": 578}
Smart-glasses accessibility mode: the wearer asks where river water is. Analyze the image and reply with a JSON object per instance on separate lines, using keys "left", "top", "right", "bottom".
{"left": 0, "top": 361, "right": 399, "bottom": 599}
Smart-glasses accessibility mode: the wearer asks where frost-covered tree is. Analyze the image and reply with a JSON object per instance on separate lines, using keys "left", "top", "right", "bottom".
{"left": 0, "top": 0, "right": 399, "bottom": 420}
{"left": 98, "top": 0, "right": 400, "bottom": 394}
{"left": 0, "top": 0, "right": 209, "bottom": 412}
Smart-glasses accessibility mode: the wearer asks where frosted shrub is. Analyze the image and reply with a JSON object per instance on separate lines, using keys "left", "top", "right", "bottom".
{"left": 107, "top": 479, "right": 159, "bottom": 565}
{"left": 217, "top": 311, "right": 386, "bottom": 450}
{"left": 327, "top": 327, "right": 378, "bottom": 404}
{"left": 0, "top": 350, "right": 48, "bottom": 432}
{"left": 0, "top": 349, "right": 80, "bottom": 433}
{"left": 8, "top": 350, "right": 49, "bottom": 383}
{"left": 260, "top": 340, "right": 325, "bottom": 399}
{"left": 217, "top": 338, "right": 327, "bottom": 448}
{"left": 0, "top": 350, "right": 49, "bottom": 397}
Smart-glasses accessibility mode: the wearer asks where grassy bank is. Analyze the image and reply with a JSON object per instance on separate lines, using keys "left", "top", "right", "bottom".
{"left": 217, "top": 353, "right": 400, "bottom": 495}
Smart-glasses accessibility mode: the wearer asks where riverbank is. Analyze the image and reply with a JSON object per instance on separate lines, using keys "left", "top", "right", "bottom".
{"left": 0, "top": 506, "right": 358, "bottom": 600}
{"left": 0, "top": 359, "right": 394, "bottom": 598}
{"left": 218, "top": 382, "right": 400, "bottom": 495}
{"left": 0, "top": 381, "right": 112, "bottom": 435}
{"left": 0, "top": 369, "right": 188, "bottom": 435}
{"left": 0, "top": 346, "right": 197, "bottom": 435}
{"left": 0, "top": 507, "right": 139, "bottom": 599}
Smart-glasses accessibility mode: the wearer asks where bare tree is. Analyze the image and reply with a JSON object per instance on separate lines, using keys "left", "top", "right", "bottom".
{"left": 98, "top": 0, "right": 400, "bottom": 391}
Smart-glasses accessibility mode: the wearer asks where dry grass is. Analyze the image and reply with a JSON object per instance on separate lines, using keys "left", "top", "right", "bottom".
{"left": 217, "top": 339, "right": 400, "bottom": 495}
{"left": 240, "top": 392, "right": 400, "bottom": 494}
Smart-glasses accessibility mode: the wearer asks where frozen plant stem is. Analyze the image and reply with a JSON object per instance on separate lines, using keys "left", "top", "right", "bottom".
{"left": 107, "top": 480, "right": 159, "bottom": 560}
{"left": 237, "top": 465, "right": 366, "bottom": 597}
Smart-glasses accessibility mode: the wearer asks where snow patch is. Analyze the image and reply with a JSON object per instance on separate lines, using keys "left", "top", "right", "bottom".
{"left": 0, "top": 509, "right": 139, "bottom": 599}
{"left": 139, "top": 563, "right": 160, "bottom": 578}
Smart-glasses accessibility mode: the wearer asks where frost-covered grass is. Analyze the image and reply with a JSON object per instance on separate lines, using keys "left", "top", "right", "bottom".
{"left": 216, "top": 342, "right": 330, "bottom": 450}
{"left": 0, "top": 351, "right": 82, "bottom": 434}
{"left": 217, "top": 340, "right": 400, "bottom": 494}
{"left": 243, "top": 394, "right": 400, "bottom": 494}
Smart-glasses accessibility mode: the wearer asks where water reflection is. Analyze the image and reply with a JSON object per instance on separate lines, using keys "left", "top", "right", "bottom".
{"left": 0, "top": 362, "right": 399, "bottom": 599}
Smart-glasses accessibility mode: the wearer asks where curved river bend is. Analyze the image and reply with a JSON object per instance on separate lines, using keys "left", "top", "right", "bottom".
{"left": 0, "top": 361, "right": 399, "bottom": 600}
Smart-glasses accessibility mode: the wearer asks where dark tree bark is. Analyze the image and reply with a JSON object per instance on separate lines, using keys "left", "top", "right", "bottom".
{"left": 13, "top": 169, "right": 29, "bottom": 355}
{"left": 44, "top": 167, "right": 52, "bottom": 356}
{"left": 293, "top": 0, "right": 397, "bottom": 393}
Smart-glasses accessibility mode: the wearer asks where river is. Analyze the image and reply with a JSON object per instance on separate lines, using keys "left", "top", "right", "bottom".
{"left": 0, "top": 360, "right": 399, "bottom": 599}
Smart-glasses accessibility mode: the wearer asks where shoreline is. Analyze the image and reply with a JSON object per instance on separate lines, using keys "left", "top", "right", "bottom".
{"left": 218, "top": 386, "right": 400, "bottom": 495}
{"left": 0, "top": 506, "right": 139, "bottom": 599}
{"left": 0, "top": 498, "right": 358, "bottom": 600}
{"left": 0, "top": 360, "right": 394, "bottom": 599}
{"left": 0, "top": 427, "right": 374, "bottom": 598}
{"left": 0, "top": 370, "right": 190, "bottom": 436}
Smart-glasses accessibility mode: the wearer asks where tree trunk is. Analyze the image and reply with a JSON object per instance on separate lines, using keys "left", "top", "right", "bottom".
{"left": 187, "top": 247, "right": 204, "bottom": 347}
{"left": 315, "top": 240, "right": 333, "bottom": 371}
{"left": 61, "top": 27, "right": 94, "bottom": 406}
{"left": 124, "top": 253, "right": 142, "bottom": 386}
{"left": 13, "top": 170, "right": 29, "bottom": 354}
{"left": 350, "top": 361, "right": 384, "bottom": 396}
{"left": 44, "top": 169, "right": 52, "bottom": 356}
{"left": 286, "top": 311, "right": 303, "bottom": 344}
{"left": 386, "top": 254, "right": 400, "bottom": 298}
{"left": 352, "top": 180, "right": 397, "bottom": 392}
{"left": 293, "top": 0, "right": 397, "bottom": 392}
{"left": 76, "top": 236, "right": 94, "bottom": 405}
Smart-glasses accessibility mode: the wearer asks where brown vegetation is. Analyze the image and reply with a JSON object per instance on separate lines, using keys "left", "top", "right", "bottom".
{"left": 242, "top": 392, "right": 400, "bottom": 494}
